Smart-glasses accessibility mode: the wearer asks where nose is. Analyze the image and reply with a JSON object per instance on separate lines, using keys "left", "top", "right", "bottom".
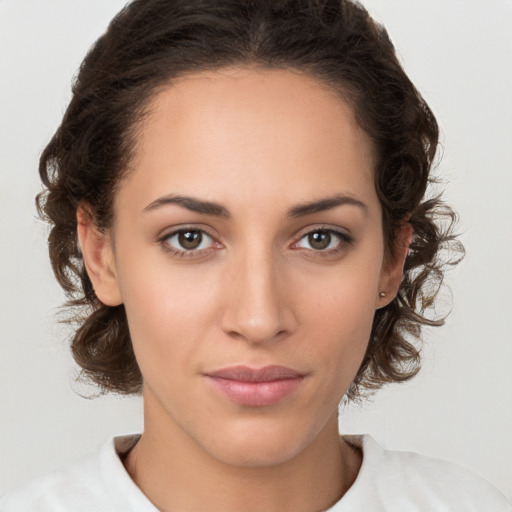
{"left": 220, "top": 248, "right": 297, "bottom": 344}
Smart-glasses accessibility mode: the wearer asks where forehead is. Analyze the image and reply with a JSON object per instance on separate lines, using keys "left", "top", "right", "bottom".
{"left": 121, "top": 66, "right": 377, "bottom": 214}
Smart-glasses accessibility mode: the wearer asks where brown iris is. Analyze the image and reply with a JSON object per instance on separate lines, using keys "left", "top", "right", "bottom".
{"left": 308, "top": 231, "right": 332, "bottom": 250}
{"left": 178, "top": 230, "right": 203, "bottom": 250}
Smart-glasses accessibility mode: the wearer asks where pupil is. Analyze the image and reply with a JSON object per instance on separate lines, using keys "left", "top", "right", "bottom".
{"left": 309, "top": 231, "right": 331, "bottom": 250}
{"left": 178, "top": 230, "right": 202, "bottom": 250}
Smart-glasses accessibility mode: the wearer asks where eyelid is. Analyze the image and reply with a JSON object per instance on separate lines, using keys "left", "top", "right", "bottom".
{"left": 290, "top": 225, "right": 354, "bottom": 252}
{"left": 155, "top": 223, "right": 353, "bottom": 258}
{"left": 157, "top": 225, "right": 222, "bottom": 256}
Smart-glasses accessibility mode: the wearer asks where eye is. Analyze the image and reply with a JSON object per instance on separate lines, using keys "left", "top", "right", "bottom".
{"left": 163, "top": 228, "right": 216, "bottom": 253}
{"left": 295, "top": 229, "right": 351, "bottom": 252}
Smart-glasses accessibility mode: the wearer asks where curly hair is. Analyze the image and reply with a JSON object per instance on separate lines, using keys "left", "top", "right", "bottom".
{"left": 37, "top": 0, "right": 463, "bottom": 401}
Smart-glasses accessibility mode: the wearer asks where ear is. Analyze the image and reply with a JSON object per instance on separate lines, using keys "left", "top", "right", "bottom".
{"left": 76, "top": 205, "right": 122, "bottom": 306}
{"left": 376, "top": 222, "right": 413, "bottom": 309}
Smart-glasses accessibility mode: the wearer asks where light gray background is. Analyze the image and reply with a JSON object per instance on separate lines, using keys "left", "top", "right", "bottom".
{"left": 1, "top": 0, "right": 511, "bottom": 499}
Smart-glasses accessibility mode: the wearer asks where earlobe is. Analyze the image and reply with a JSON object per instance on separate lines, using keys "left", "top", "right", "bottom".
{"left": 376, "top": 222, "right": 413, "bottom": 309}
{"left": 76, "top": 206, "right": 122, "bottom": 306}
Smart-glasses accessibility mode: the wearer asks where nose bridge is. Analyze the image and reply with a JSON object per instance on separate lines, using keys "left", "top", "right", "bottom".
{"left": 222, "top": 242, "right": 292, "bottom": 343}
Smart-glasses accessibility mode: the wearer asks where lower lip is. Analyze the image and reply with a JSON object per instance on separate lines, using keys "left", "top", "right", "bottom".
{"left": 207, "top": 377, "right": 303, "bottom": 407}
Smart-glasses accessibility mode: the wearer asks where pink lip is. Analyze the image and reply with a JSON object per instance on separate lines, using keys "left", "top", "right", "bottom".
{"left": 204, "top": 365, "right": 305, "bottom": 407}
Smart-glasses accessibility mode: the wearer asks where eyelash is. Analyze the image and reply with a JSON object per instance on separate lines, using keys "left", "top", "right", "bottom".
{"left": 157, "top": 226, "right": 353, "bottom": 258}
{"left": 291, "top": 227, "right": 353, "bottom": 255}
{"left": 158, "top": 227, "right": 220, "bottom": 258}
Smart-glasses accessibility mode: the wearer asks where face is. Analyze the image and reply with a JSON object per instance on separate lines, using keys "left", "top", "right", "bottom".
{"left": 81, "top": 66, "right": 404, "bottom": 468}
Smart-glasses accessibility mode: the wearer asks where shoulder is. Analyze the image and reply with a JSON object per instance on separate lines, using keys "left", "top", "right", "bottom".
{"left": 0, "top": 435, "right": 156, "bottom": 512}
{"left": 336, "top": 434, "right": 511, "bottom": 512}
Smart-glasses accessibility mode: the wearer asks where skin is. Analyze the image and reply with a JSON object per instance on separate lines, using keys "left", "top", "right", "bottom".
{"left": 78, "top": 66, "right": 410, "bottom": 512}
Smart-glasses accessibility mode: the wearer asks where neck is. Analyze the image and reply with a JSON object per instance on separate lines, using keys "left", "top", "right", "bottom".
{"left": 123, "top": 392, "right": 361, "bottom": 512}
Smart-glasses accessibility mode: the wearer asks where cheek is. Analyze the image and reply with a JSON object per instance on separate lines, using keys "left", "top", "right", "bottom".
{"left": 298, "top": 248, "right": 381, "bottom": 332}
{"left": 307, "top": 296, "right": 375, "bottom": 405}
{"left": 115, "top": 251, "right": 221, "bottom": 374}
{"left": 294, "top": 253, "right": 381, "bottom": 383}
{"left": 310, "top": 283, "right": 376, "bottom": 362}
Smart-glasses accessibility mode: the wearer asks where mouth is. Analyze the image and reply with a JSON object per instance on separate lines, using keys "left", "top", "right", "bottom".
{"left": 203, "top": 365, "right": 306, "bottom": 407}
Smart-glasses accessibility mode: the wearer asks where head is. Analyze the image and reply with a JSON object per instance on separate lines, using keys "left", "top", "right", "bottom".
{"left": 38, "top": 0, "right": 461, "bottom": 420}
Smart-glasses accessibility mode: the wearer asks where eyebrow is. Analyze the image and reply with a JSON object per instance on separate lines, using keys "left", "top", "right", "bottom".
{"left": 144, "top": 194, "right": 230, "bottom": 218}
{"left": 143, "top": 193, "right": 367, "bottom": 218}
{"left": 287, "top": 194, "right": 367, "bottom": 218}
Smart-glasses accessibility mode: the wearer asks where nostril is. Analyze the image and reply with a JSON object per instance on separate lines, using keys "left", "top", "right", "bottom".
{"left": 219, "top": 258, "right": 298, "bottom": 344}
{"left": 222, "top": 308, "right": 288, "bottom": 344}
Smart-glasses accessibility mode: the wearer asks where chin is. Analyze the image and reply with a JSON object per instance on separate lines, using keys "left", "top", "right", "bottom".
{"left": 197, "top": 415, "right": 329, "bottom": 469}
{"left": 210, "top": 436, "right": 307, "bottom": 469}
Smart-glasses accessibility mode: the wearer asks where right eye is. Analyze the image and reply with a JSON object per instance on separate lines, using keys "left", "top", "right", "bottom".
{"left": 161, "top": 228, "right": 217, "bottom": 255}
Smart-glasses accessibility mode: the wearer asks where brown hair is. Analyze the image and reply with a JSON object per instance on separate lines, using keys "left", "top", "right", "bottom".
{"left": 37, "top": 0, "right": 463, "bottom": 401}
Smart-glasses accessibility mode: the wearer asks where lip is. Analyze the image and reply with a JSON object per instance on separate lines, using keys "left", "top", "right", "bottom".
{"left": 204, "top": 365, "right": 306, "bottom": 407}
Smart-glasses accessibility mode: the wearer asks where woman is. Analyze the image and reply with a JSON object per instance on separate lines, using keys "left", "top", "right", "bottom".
{"left": 1, "top": 0, "right": 510, "bottom": 510}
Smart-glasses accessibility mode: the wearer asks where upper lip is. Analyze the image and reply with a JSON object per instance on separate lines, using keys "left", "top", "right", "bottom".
{"left": 205, "top": 365, "right": 305, "bottom": 382}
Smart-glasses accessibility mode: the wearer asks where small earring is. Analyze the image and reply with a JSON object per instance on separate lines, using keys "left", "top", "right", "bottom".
{"left": 379, "top": 291, "right": 386, "bottom": 298}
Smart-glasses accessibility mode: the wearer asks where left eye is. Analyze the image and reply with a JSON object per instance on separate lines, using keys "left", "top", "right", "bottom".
{"left": 164, "top": 229, "right": 215, "bottom": 252}
{"left": 295, "top": 229, "right": 346, "bottom": 251}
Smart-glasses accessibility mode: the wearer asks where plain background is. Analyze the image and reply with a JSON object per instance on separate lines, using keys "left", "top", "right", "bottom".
{"left": 1, "top": 0, "right": 511, "bottom": 499}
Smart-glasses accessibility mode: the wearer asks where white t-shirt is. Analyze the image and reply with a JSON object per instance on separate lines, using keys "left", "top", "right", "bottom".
{"left": 1, "top": 434, "right": 510, "bottom": 512}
